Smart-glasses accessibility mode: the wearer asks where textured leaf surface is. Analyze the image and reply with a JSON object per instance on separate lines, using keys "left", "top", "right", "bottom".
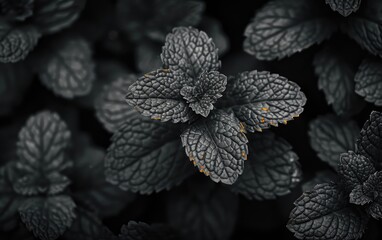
{"left": 243, "top": 0, "right": 337, "bottom": 60}
{"left": 119, "top": 221, "right": 176, "bottom": 240}
{"left": 345, "top": 0, "right": 382, "bottom": 57}
{"left": 338, "top": 151, "right": 376, "bottom": 189}
{"left": 309, "top": 115, "right": 359, "bottom": 169}
{"left": 357, "top": 111, "right": 382, "bottom": 166}
{"left": 96, "top": 74, "right": 140, "bottom": 133}
{"left": 325, "top": 0, "right": 362, "bottom": 16}
{"left": 126, "top": 69, "right": 195, "bottom": 123}
{"left": 40, "top": 37, "right": 95, "bottom": 99}
{"left": 287, "top": 183, "right": 369, "bottom": 240}
{"left": 355, "top": 57, "right": 382, "bottom": 106}
{"left": 167, "top": 183, "right": 238, "bottom": 240}
{"left": 32, "top": 0, "right": 86, "bottom": 34}
{"left": 105, "top": 117, "right": 193, "bottom": 194}
{"left": 161, "top": 27, "right": 220, "bottom": 79}
{"left": 72, "top": 145, "right": 135, "bottom": 218}
{"left": 181, "top": 110, "right": 248, "bottom": 184}
{"left": 180, "top": 71, "right": 227, "bottom": 117}
{"left": 63, "top": 208, "right": 114, "bottom": 240}
{"left": 0, "top": 165, "right": 24, "bottom": 231}
{"left": 222, "top": 70, "right": 306, "bottom": 132}
{"left": 231, "top": 132, "right": 301, "bottom": 200}
{"left": 16, "top": 111, "right": 71, "bottom": 175}
{"left": 19, "top": 196, "right": 76, "bottom": 240}
{"left": 314, "top": 45, "right": 364, "bottom": 116}
{"left": 0, "top": 23, "right": 40, "bottom": 63}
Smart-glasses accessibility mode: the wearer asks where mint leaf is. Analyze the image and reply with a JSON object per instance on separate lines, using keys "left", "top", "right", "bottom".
{"left": 119, "top": 221, "right": 176, "bottom": 240}
{"left": 161, "top": 27, "right": 220, "bottom": 79}
{"left": 309, "top": 114, "right": 360, "bottom": 170}
{"left": 180, "top": 71, "right": 226, "bottom": 117}
{"left": 313, "top": 45, "right": 364, "bottom": 116}
{"left": 63, "top": 208, "right": 114, "bottom": 240}
{"left": 16, "top": 111, "right": 71, "bottom": 175}
{"left": 167, "top": 183, "right": 238, "bottom": 240}
{"left": 95, "top": 74, "right": 140, "bottom": 133}
{"left": 355, "top": 57, "right": 382, "bottom": 106}
{"left": 200, "top": 17, "right": 230, "bottom": 56}
{"left": 72, "top": 145, "right": 135, "bottom": 218}
{"left": 0, "top": 165, "right": 24, "bottom": 231}
{"left": 126, "top": 69, "right": 196, "bottom": 123}
{"left": 32, "top": 0, "right": 86, "bottom": 34}
{"left": 338, "top": 151, "right": 376, "bottom": 189}
{"left": 105, "top": 117, "right": 193, "bottom": 194}
{"left": 181, "top": 110, "right": 248, "bottom": 184}
{"left": 39, "top": 37, "right": 95, "bottom": 99}
{"left": 345, "top": 0, "right": 382, "bottom": 57}
{"left": 0, "top": 0, "right": 34, "bottom": 21}
{"left": 243, "top": 0, "right": 337, "bottom": 60}
{"left": 287, "top": 183, "right": 369, "bottom": 240}
{"left": 350, "top": 171, "right": 382, "bottom": 219}
{"left": 222, "top": 70, "right": 306, "bottom": 132}
{"left": 0, "top": 23, "right": 40, "bottom": 63}
{"left": 19, "top": 195, "right": 76, "bottom": 240}
{"left": 357, "top": 111, "right": 382, "bottom": 166}
{"left": 231, "top": 132, "right": 301, "bottom": 200}
{"left": 117, "top": 0, "right": 204, "bottom": 42}
{"left": 325, "top": 0, "right": 362, "bottom": 16}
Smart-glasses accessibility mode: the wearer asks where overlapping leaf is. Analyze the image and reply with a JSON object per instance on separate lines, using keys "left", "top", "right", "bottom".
{"left": 19, "top": 195, "right": 76, "bottom": 240}
{"left": 39, "top": 37, "right": 95, "bottom": 99}
{"left": 243, "top": 0, "right": 337, "bottom": 60}
{"left": 325, "top": 0, "right": 362, "bottom": 16}
{"left": 314, "top": 45, "right": 364, "bottom": 116}
{"left": 231, "top": 132, "right": 301, "bottom": 200}
{"left": 357, "top": 111, "right": 382, "bottom": 166}
{"left": 288, "top": 183, "right": 369, "bottom": 240}
{"left": 96, "top": 74, "right": 140, "bottom": 133}
{"left": 309, "top": 115, "right": 359, "bottom": 169}
{"left": 126, "top": 69, "right": 196, "bottom": 123}
{"left": 181, "top": 110, "right": 248, "bottom": 184}
{"left": 161, "top": 27, "right": 220, "bottom": 79}
{"left": 355, "top": 57, "right": 382, "bottom": 106}
{"left": 222, "top": 70, "right": 306, "bottom": 132}
{"left": 0, "top": 23, "right": 40, "bottom": 63}
{"left": 105, "top": 117, "right": 194, "bottom": 194}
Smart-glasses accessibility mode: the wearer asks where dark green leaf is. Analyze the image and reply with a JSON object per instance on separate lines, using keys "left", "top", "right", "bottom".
{"left": 105, "top": 117, "right": 194, "bottom": 194}
{"left": 125, "top": 69, "right": 196, "bottom": 123}
{"left": 39, "top": 37, "right": 95, "bottom": 99}
{"left": 95, "top": 74, "right": 140, "bottom": 133}
{"left": 287, "top": 183, "right": 369, "bottom": 240}
{"left": 181, "top": 110, "right": 248, "bottom": 184}
{"left": 357, "top": 111, "right": 382, "bottom": 166}
{"left": 0, "top": 23, "right": 40, "bottom": 63}
{"left": 313, "top": 45, "right": 365, "bottom": 116}
{"left": 355, "top": 57, "right": 382, "bottom": 106}
{"left": 309, "top": 114, "right": 360, "bottom": 169}
{"left": 231, "top": 132, "right": 301, "bottom": 200}
{"left": 19, "top": 195, "right": 76, "bottom": 240}
{"left": 161, "top": 27, "right": 220, "bottom": 79}
{"left": 222, "top": 70, "right": 306, "bottom": 132}
{"left": 243, "top": 0, "right": 337, "bottom": 60}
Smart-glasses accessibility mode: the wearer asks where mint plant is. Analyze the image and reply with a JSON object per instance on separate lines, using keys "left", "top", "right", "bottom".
{"left": 288, "top": 111, "right": 382, "bottom": 240}
{"left": 244, "top": 0, "right": 382, "bottom": 116}
{"left": 0, "top": 0, "right": 85, "bottom": 63}
{"left": 105, "top": 26, "right": 306, "bottom": 193}
{"left": 0, "top": 111, "right": 134, "bottom": 240}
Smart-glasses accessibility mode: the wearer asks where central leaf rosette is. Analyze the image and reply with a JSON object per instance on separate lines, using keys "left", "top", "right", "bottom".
{"left": 124, "top": 26, "right": 306, "bottom": 185}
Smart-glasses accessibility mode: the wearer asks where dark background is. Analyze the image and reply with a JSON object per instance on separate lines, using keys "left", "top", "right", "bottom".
{"left": 2, "top": 0, "right": 382, "bottom": 239}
